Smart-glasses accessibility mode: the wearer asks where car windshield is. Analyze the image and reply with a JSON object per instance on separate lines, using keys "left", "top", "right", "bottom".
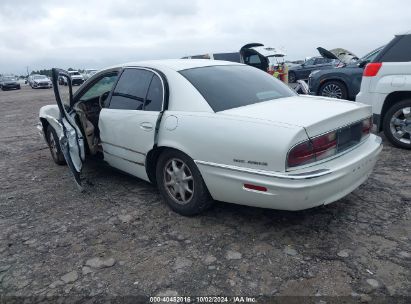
{"left": 360, "top": 46, "right": 385, "bottom": 62}
{"left": 69, "top": 71, "right": 80, "bottom": 75}
{"left": 4, "top": 76, "right": 17, "bottom": 81}
{"left": 34, "top": 75, "right": 47, "bottom": 80}
{"left": 179, "top": 65, "right": 295, "bottom": 112}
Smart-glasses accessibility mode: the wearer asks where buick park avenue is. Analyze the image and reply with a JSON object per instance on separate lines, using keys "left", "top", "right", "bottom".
{"left": 38, "top": 60, "right": 382, "bottom": 215}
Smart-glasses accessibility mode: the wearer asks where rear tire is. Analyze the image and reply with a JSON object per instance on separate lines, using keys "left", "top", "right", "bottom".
{"left": 156, "top": 149, "right": 213, "bottom": 216}
{"left": 383, "top": 99, "right": 411, "bottom": 149}
{"left": 319, "top": 80, "right": 347, "bottom": 99}
{"left": 46, "top": 126, "right": 66, "bottom": 165}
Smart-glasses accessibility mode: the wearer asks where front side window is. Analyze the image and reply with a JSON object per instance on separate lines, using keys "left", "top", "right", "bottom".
{"left": 109, "top": 69, "right": 153, "bottom": 110}
{"left": 180, "top": 65, "right": 295, "bottom": 112}
{"left": 79, "top": 74, "right": 118, "bottom": 102}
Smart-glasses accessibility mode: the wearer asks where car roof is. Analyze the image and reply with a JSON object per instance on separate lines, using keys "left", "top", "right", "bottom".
{"left": 397, "top": 29, "right": 411, "bottom": 35}
{"left": 106, "top": 59, "right": 244, "bottom": 72}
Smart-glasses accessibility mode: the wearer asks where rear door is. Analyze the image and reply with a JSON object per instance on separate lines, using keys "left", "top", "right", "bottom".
{"left": 98, "top": 67, "right": 166, "bottom": 181}
{"left": 51, "top": 68, "right": 85, "bottom": 188}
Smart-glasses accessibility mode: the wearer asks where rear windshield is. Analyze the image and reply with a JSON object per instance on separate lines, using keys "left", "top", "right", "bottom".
{"left": 179, "top": 65, "right": 295, "bottom": 112}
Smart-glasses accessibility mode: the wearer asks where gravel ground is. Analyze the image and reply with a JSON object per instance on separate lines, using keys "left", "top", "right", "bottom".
{"left": 0, "top": 85, "right": 410, "bottom": 302}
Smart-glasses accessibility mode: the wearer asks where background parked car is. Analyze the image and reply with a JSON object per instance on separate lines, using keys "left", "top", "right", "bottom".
{"left": 182, "top": 43, "right": 286, "bottom": 73}
{"left": 356, "top": 30, "right": 411, "bottom": 149}
{"left": 288, "top": 56, "right": 338, "bottom": 83}
{"left": 308, "top": 46, "right": 384, "bottom": 100}
{"left": 28, "top": 75, "right": 52, "bottom": 89}
{"left": 58, "top": 70, "right": 85, "bottom": 86}
{"left": 0, "top": 75, "right": 21, "bottom": 91}
{"left": 288, "top": 48, "right": 358, "bottom": 83}
{"left": 83, "top": 69, "right": 98, "bottom": 80}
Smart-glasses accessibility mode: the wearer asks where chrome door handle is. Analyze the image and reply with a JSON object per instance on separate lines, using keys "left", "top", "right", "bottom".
{"left": 140, "top": 122, "right": 153, "bottom": 131}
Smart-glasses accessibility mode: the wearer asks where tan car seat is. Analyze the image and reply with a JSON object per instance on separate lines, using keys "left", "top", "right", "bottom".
{"left": 75, "top": 103, "right": 99, "bottom": 155}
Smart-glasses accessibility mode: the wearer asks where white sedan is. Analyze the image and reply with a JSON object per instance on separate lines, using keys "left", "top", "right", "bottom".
{"left": 38, "top": 60, "right": 382, "bottom": 215}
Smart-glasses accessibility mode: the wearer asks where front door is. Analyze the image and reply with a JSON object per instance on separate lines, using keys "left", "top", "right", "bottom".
{"left": 99, "top": 67, "right": 165, "bottom": 181}
{"left": 51, "top": 68, "right": 85, "bottom": 188}
{"left": 299, "top": 57, "right": 316, "bottom": 79}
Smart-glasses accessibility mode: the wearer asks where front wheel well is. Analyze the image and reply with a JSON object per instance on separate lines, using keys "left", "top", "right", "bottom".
{"left": 145, "top": 146, "right": 191, "bottom": 185}
{"left": 380, "top": 91, "right": 411, "bottom": 132}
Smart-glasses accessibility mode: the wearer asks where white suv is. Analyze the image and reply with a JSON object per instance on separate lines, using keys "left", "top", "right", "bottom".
{"left": 356, "top": 30, "right": 411, "bottom": 149}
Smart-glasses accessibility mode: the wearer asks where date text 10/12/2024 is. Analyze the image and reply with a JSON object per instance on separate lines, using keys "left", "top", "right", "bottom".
{"left": 149, "top": 296, "right": 257, "bottom": 303}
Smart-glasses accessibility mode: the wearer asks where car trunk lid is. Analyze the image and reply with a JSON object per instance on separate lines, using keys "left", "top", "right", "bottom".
{"left": 219, "top": 95, "right": 372, "bottom": 138}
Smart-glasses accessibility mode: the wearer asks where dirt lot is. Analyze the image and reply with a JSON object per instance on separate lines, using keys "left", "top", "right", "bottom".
{"left": 0, "top": 85, "right": 410, "bottom": 302}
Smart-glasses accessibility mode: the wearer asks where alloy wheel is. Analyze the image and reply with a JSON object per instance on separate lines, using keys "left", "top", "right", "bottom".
{"left": 390, "top": 106, "right": 411, "bottom": 145}
{"left": 321, "top": 83, "right": 343, "bottom": 99}
{"left": 163, "top": 158, "right": 194, "bottom": 205}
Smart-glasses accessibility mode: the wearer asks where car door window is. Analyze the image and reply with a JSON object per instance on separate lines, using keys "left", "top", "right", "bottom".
{"left": 377, "top": 35, "right": 411, "bottom": 62}
{"left": 109, "top": 69, "right": 153, "bottom": 110}
{"left": 79, "top": 74, "right": 118, "bottom": 102}
{"left": 304, "top": 58, "right": 315, "bottom": 66}
{"left": 314, "top": 58, "right": 329, "bottom": 65}
{"left": 247, "top": 54, "right": 261, "bottom": 64}
{"left": 144, "top": 74, "right": 163, "bottom": 111}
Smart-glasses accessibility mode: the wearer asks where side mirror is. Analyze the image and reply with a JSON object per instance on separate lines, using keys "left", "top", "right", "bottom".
{"left": 358, "top": 60, "right": 369, "bottom": 68}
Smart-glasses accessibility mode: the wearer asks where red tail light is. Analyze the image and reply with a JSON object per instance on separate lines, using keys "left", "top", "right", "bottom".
{"left": 287, "top": 131, "right": 336, "bottom": 168}
{"left": 363, "top": 62, "right": 382, "bottom": 77}
{"left": 287, "top": 118, "right": 371, "bottom": 168}
{"left": 287, "top": 141, "right": 315, "bottom": 167}
{"left": 311, "top": 131, "right": 337, "bottom": 161}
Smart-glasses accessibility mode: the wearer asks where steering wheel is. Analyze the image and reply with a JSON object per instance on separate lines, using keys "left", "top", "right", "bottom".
{"left": 98, "top": 91, "right": 111, "bottom": 109}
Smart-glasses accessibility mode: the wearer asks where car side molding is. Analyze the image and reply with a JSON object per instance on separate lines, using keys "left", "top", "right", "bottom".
{"left": 194, "top": 160, "right": 331, "bottom": 180}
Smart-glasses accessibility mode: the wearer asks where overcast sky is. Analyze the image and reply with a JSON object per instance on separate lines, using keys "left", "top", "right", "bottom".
{"left": 0, "top": 0, "right": 409, "bottom": 75}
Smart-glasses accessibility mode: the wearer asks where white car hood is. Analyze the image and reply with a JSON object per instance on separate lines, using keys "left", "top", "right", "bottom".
{"left": 219, "top": 95, "right": 371, "bottom": 137}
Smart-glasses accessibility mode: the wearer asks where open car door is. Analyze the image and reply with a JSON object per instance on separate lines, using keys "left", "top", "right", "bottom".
{"left": 240, "top": 43, "right": 286, "bottom": 72}
{"left": 240, "top": 43, "right": 270, "bottom": 71}
{"left": 51, "top": 68, "right": 85, "bottom": 189}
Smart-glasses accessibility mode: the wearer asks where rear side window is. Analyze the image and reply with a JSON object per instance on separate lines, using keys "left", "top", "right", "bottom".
{"left": 180, "top": 65, "right": 295, "bottom": 112}
{"left": 109, "top": 69, "right": 153, "bottom": 110}
{"left": 375, "top": 35, "right": 411, "bottom": 62}
{"left": 144, "top": 75, "right": 163, "bottom": 111}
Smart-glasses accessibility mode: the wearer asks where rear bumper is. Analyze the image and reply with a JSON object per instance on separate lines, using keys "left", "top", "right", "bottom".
{"left": 196, "top": 134, "right": 382, "bottom": 211}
